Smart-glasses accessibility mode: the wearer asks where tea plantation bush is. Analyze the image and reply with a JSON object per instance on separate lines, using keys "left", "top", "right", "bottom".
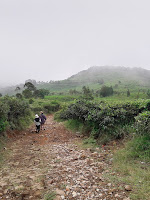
{"left": 58, "top": 99, "right": 150, "bottom": 143}
{"left": 30, "top": 99, "right": 61, "bottom": 114}
{"left": 0, "top": 96, "right": 33, "bottom": 133}
{"left": 135, "top": 111, "right": 150, "bottom": 135}
{"left": 43, "top": 101, "right": 60, "bottom": 113}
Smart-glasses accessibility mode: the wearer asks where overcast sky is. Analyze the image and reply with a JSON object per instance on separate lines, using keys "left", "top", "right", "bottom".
{"left": 0, "top": 0, "right": 150, "bottom": 86}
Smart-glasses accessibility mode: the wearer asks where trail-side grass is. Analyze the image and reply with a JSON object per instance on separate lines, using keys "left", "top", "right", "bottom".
{"left": 0, "top": 135, "right": 8, "bottom": 168}
{"left": 107, "top": 135, "right": 150, "bottom": 200}
{"left": 64, "top": 119, "right": 83, "bottom": 133}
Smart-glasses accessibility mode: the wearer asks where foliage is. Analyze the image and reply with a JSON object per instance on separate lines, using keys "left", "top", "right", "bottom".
{"left": 147, "top": 89, "right": 150, "bottom": 98}
{"left": 126, "top": 135, "right": 150, "bottom": 160}
{"left": 111, "top": 136, "right": 150, "bottom": 200}
{"left": 15, "top": 86, "right": 21, "bottom": 92}
{"left": 100, "top": 85, "right": 113, "bottom": 97}
{"left": 45, "top": 95, "right": 77, "bottom": 102}
{"left": 43, "top": 101, "right": 61, "bottom": 113}
{"left": 82, "top": 86, "right": 94, "bottom": 100}
{"left": 0, "top": 120, "right": 8, "bottom": 133}
{"left": 16, "top": 93, "right": 23, "bottom": 99}
{"left": 64, "top": 119, "right": 83, "bottom": 133}
{"left": 22, "top": 89, "right": 33, "bottom": 98}
{"left": 22, "top": 82, "right": 49, "bottom": 99}
{"left": 69, "top": 89, "right": 80, "bottom": 95}
{"left": 0, "top": 100, "right": 9, "bottom": 133}
{"left": 0, "top": 96, "right": 32, "bottom": 131}
{"left": 29, "top": 99, "right": 34, "bottom": 104}
{"left": 127, "top": 89, "right": 130, "bottom": 97}
{"left": 34, "top": 89, "right": 49, "bottom": 98}
{"left": 135, "top": 111, "right": 150, "bottom": 135}
{"left": 58, "top": 99, "right": 149, "bottom": 143}
{"left": 24, "top": 82, "right": 36, "bottom": 91}
{"left": 0, "top": 136, "right": 8, "bottom": 167}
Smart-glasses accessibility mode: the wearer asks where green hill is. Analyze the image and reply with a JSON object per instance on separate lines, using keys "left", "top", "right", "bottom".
{"left": 1, "top": 66, "right": 150, "bottom": 95}
{"left": 68, "top": 66, "right": 150, "bottom": 86}
{"left": 37, "top": 66, "right": 150, "bottom": 92}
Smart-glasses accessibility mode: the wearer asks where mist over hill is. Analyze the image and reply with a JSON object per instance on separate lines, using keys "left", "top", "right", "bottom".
{"left": 1, "top": 66, "right": 150, "bottom": 95}
{"left": 68, "top": 66, "right": 150, "bottom": 85}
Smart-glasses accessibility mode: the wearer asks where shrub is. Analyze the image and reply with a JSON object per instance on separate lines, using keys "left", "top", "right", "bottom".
{"left": 43, "top": 101, "right": 60, "bottom": 113}
{"left": 135, "top": 111, "right": 150, "bottom": 135}
{"left": 29, "top": 99, "right": 34, "bottom": 104}
{"left": 1, "top": 96, "right": 32, "bottom": 130}
{"left": 58, "top": 99, "right": 148, "bottom": 142}
{"left": 0, "top": 101, "right": 9, "bottom": 133}
{"left": 100, "top": 85, "right": 113, "bottom": 97}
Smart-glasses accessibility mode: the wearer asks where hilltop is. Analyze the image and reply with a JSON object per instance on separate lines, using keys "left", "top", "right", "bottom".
{"left": 68, "top": 66, "right": 150, "bottom": 86}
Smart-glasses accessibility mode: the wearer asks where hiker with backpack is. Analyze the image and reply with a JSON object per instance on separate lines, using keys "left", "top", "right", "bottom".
{"left": 34, "top": 114, "right": 41, "bottom": 133}
{"left": 39, "top": 111, "right": 47, "bottom": 130}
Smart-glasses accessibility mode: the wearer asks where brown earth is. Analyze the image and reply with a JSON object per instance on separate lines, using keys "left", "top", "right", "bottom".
{"left": 0, "top": 115, "right": 130, "bottom": 200}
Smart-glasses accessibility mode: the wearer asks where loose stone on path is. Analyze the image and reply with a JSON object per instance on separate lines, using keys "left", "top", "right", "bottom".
{"left": 0, "top": 115, "right": 130, "bottom": 200}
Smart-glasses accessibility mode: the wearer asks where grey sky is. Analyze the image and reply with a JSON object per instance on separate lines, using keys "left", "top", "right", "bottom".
{"left": 0, "top": 0, "right": 150, "bottom": 86}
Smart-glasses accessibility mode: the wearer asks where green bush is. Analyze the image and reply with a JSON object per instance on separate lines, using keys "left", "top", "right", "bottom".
{"left": 116, "top": 134, "right": 150, "bottom": 161}
{"left": 0, "top": 101, "right": 9, "bottom": 133}
{"left": 43, "top": 101, "right": 60, "bottom": 113}
{"left": 0, "top": 96, "right": 32, "bottom": 131}
{"left": 135, "top": 111, "right": 150, "bottom": 135}
{"left": 31, "top": 106, "right": 43, "bottom": 113}
{"left": 29, "top": 99, "right": 34, "bottom": 104}
{"left": 0, "top": 119, "right": 8, "bottom": 133}
{"left": 58, "top": 99, "right": 149, "bottom": 142}
{"left": 65, "top": 119, "right": 83, "bottom": 132}
{"left": 129, "top": 135, "right": 150, "bottom": 160}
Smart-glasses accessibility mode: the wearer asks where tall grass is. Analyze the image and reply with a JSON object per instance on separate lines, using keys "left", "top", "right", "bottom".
{"left": 111, "top": 135, "right": 150, "bottom": 200}
{"left": 0, "top": 136, "right": 8, "bottom": 168}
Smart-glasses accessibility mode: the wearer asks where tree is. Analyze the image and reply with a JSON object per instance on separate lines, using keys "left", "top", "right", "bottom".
{"left": 34, "top": 89, "right": 49, "bottom": 99}
{"left": 25, "top": 79, "right": 37, "bottom": 85}
{"left": 16, "top": 93, "right": 23, "bottom": 99}
{"left": 127, "top": 89, "right": 130, "bottom": 97}
{"left": 23, "top": 82, "right": 37, "bottom": 98}
{"left": 22, "top": 89, "right": 32, "bottom": 98}
{"left": 97, "top": 78, "right": 104, "bottom": 85}
{"left": 24, "top": 82, "right": 36, "bottom": 92}
{"left": 15, "top": 86, "right": 21, "bottom": 92}
{"left": 0, "top": 93, "right": 2, "bottom": 97}
{"left": 82, "top": 86, "right": 93, "bottom": 100}
{"left": 100, "top": 85, "right": 113, "bottom": 97}
{"left": 69, "top": 89, "right": 79, "bottom": 95}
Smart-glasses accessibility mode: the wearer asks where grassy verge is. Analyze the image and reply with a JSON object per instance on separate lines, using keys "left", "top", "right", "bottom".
{"left": 0, "top": 135, "right": 8, "bottom": 168}
{"left": 64, "top": 119, "right": 83, "bottom": 133}
{"left": 106, "top": 135, "right": 150, "bottom": 200}
{"left": 64, "top": 119, "right": 98, "bottom": 149}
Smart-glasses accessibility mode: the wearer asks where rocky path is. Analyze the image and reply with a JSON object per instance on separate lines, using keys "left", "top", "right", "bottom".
{"left": 0, "top": 115, "right": 130, "bottom": 200}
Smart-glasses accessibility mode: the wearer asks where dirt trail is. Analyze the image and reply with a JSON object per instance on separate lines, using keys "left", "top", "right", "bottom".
{"left": 0, "top": 115, "right": 130, "bottom": 200}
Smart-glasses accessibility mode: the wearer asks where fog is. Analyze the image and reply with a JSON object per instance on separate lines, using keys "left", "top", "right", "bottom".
{"left": 0, "top": 0, "right": 150, "bottom": 86}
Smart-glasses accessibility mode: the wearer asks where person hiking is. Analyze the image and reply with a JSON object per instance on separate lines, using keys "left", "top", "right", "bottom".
{"left": 39, "top": 111, "right": 46, "bottom": 130}
{"left": 34, "top": 114, "right": 41, "bottom": 133}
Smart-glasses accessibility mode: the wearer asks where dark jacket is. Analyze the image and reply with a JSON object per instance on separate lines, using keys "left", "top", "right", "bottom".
{"left": 40, "top": 114, "right": 46, "bottom": 124}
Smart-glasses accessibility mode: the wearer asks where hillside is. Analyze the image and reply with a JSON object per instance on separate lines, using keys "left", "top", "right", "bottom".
{"left": 68, "top": 66, "right": 150, "bottom": 86}
{"left": 1, "top": 66, "right": 150, "bottom": 95}
{"left": 38, "top": 66, "right": 150, "bottom": 92}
